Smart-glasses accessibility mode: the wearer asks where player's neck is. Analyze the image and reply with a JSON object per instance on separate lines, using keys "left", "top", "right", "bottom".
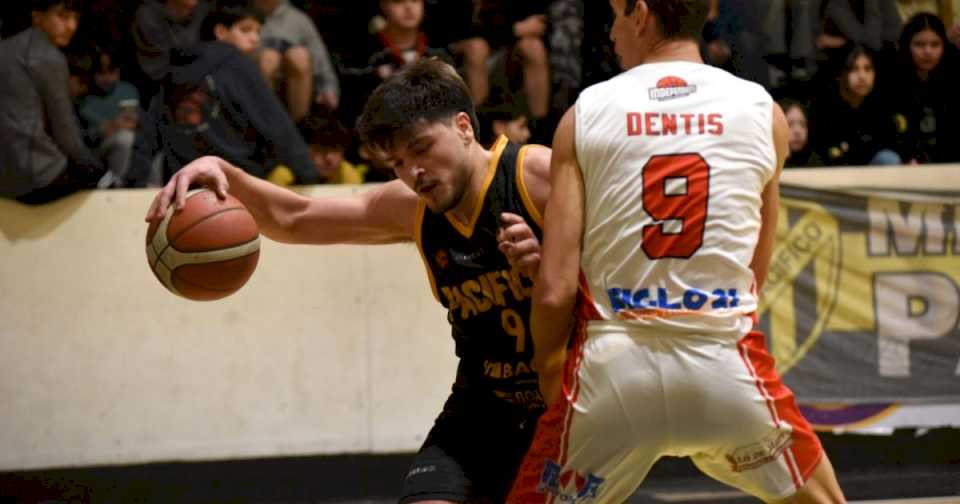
{"left": 642, "top": 40, "right": 704, "bottom": 65}
{"left": 449, "top": 142, "right": 490, "bottom": 223}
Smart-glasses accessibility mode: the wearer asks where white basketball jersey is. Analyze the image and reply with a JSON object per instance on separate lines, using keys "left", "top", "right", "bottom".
{"left": 575, "top": 61, "right": 776, "bottom": 332}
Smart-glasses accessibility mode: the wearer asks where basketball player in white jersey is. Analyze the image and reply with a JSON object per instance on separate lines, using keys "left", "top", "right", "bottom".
{"left": 505, "top": 1, "right": 847, "bottom": 503}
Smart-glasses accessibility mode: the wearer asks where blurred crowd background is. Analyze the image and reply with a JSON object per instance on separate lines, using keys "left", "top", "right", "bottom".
{"left": 1, "top": 0, "right": 958, "bottom": 204}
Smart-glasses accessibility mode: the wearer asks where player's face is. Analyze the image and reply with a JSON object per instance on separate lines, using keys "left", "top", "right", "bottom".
{"left": 216, "top": 19, "right": 262, "bottom": 55}
{"left": 32, "top": 5, "right": 79, "bottom": 48}
{"left": 387, "top": 116, "right": 472, "bottom": 213}
{"left": 844, "top": 54, "right": 875, "bottom": 100}
{"left": 910, "top": 29, "right": 944, "bottom": 75}
{"left": 608, "top": 0, "right": 643, "bottom": 69}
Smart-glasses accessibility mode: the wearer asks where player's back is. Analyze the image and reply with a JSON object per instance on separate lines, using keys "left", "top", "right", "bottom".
{"left": 575, "top": 62, "right": 776, "bottom": 334}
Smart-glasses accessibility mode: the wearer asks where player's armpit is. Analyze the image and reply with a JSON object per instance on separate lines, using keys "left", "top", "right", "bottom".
{"left": 531, "top": 107, "right": 584, "bottom": 405}
{"left": 289, "top": 179, "right": 419, "bottom": 245}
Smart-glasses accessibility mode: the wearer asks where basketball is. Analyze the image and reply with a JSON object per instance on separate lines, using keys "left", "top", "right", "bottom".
{"left": 146, "top": 189, "right": 260, "bottom": 301}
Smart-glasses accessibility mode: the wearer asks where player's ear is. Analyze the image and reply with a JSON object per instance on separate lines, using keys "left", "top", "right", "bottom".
{"left": 455, "top": 112, "right": 474, "bottom": 145}
{"left": 633, "top": 0, "right": 651, "bottom": 38}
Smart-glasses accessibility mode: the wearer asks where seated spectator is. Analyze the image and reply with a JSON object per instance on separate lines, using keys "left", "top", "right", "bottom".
{"left": 132, "top": 0, "right": 212, "bottom": 82}
{"left": 477, "top": 100, "right": 532, "bottom": 148}
{"left": 0, "top": 0, "right": 106, "bottom": 204}
{"left": 423, "top": 0, "right": 491, "bottom": 105}
{"left": 296, "top": 111, "right": 368, "bottom": 184}
{"left": 339, "top": 0, "right": 452, "bottom": 124}
{"left": 477, "top": 0, "right": 552, "bottom": 121}
{"left": 76, "top": 47, "right": 140, "bottom": 184}
{"left": 127, "top": 2, "right": 316, "bottom": 187}
{"left": 810, "top": 45, "right": 904, "bottom": 166}
{"left": 890, "top": 13, "right": 960, "bottom": 163}
{"left": 702, "top": 0, "right": 770, "bottom": 88}
{"left": 255, "top": 0, "right": 339, "bottom": 121}
{"left": 780, "top": 99, "right": 824, "bottom": 167}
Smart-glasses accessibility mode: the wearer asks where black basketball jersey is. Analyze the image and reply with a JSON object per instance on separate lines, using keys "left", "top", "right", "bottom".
{"left": 415, "top": 137, "right": 545, "bottom": 413}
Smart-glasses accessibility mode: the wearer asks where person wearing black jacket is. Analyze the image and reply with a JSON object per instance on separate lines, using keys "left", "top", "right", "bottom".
{"left": 127, "top": 3, "right": 316, "bottom": 187}
{"left": 889, "top": 13, "right": 960, "bottom": 164}
{"left": 811, "top": 45, "right": 903, "bottom": 166}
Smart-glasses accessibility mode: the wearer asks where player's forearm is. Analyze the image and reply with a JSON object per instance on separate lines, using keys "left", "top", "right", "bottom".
{"left": 218, "top": 159, "right": 309, "bottom": 243}
{"left": 531, "top": 278, "right": 577, "bottom": 404}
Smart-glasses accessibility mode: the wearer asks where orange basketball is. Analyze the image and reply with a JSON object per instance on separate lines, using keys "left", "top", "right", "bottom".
{"left": 146, "top": 189, "right": 260, "bottom": 301}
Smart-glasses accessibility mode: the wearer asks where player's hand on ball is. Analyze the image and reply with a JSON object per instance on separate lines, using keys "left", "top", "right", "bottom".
{"left": 497, "top": 212, "right": 541, "bottom": 279}
{"left": 146, "top": 156, "right": 230, "bottom": 223}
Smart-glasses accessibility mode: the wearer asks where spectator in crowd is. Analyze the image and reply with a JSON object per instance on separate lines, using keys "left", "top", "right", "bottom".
{"left": 423, "top": 0, "right": 491, "bottom": 105}
{"left": 818, "top": 0, "right": 902, "bottom": 75}
{"left": 76, "top": 47, "right": 140, "bottom": 184}
{"left": 127, "top": 2, "right": 316, "bottom": 187}
{"left": 780, "top": 98, "right": 825, "bottom": 167}
{"left": 477, "top": 0, "right": 552, "bottom": 122}
{"left": 765, "top": 0, "right": 819, "bottom": 82}
{"left": 890, "top": 12, "right": 960, "bottom": 163}
{"left": 702, "top": 0, "right": 770, "bottom": 88}
{"left": 132, "top": 0, "right": 212, "bottom": 82}
{"left": 339, "top": 0, "right": 452, "bottom": 124}
{"left": 811, "top": 45, "right": 904, "bottom": 166}
{"left": 0, "top": 0, "right": 106, "bottom": 204}
{"left": 297, "top": 111, "right": 368, "bottom": 184}
{"left": 477, "top": 99, "right": 532, "bottom": 147}
{"left": 255, "top": 0, "right": 339, "bottom": 121}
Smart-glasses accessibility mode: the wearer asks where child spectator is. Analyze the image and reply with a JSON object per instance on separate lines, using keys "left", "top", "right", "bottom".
{"left": 127, "top": 2, "right": 316, "bottom": 187}
{"left": 0, "top": 0, "right": 106, "bottom": 204}
{"left": 339, "top": 0, "right": 452, "bottom": 124}
{"left": 477, "top": 100, "right": 532, "bottom": 148}
{"left": 890, "top": 13, "right": 960, "bottom": 163}
{"left": 296, "top": 111, "right": 368, "bottom": 184}
{"left": 780, "top": 99, "right": 824, "bottom": 167}
{"left": 255, "top": 0, "right": 339, "bottom": 121}
{"left": 77, "top": 48, "right": 140, "bottom": 184}
{"left": 811, "top": 45, "right": 904, "bottom": 166}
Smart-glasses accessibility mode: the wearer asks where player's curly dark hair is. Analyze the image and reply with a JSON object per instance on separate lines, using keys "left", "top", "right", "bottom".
{"left": 357, "top": 59, "right": 479, "bottom": 152}
{"left": 623, "top": 0, "right": 708, "bottom": 41}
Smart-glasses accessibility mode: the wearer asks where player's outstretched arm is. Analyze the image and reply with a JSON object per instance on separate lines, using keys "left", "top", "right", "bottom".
{"left": 750, "top": 103, "right": 789, "bottom": 292}
{"left": 145, "top": 156, "right": 418, "bottom": 245}
{"left": 531, "top": 108, "right": 584, "bottom": 405}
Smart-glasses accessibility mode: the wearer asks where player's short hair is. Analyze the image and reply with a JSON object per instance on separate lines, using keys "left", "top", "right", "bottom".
{"left": 32, "top": 0, "right": 84, "bottom": 13}
{"left": 200, "top": 1, "right": 264, "bottom": 41}
{"left": 357, "top": 58, "right": 480, "bottom": 152}
{"left": 624, "top": 0, "right": 708, "bottom": 41}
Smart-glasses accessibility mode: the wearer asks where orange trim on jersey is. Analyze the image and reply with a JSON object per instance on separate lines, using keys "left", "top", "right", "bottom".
{"left": 515, "top": 145, "right": 544, "bottom": 227}
{"left": 617, "top": 308, "right": 757, "bottom": 321}
{"left": 413, "top": 200, "right": 440, "bottom": 303}
{"left": 445, "top": 135, "right": 507, "bottom": 238}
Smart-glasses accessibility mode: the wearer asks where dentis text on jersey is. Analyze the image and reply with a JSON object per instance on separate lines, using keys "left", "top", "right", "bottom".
{"left": 626, "top": 112, "right": 724, "bottom": 136}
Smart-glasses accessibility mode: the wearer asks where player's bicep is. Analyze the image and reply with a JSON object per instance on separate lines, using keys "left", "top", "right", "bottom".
{"left": 539, "top": 109, "right": 584, "bottom": 293}
{"left": 291, "top": 180, "right": 418, "bottom": 245}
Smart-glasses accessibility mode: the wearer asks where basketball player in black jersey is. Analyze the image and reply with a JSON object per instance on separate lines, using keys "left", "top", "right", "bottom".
{"left": 147, "top": 59, "right": 553, "bottom": 503}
